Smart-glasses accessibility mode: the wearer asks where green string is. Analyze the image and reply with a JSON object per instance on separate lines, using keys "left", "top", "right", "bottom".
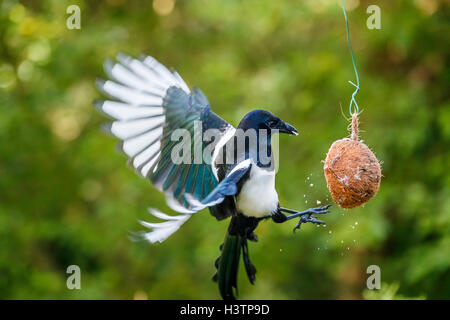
{"left": 341, "top": 0, "right": 360, "bottom": 116}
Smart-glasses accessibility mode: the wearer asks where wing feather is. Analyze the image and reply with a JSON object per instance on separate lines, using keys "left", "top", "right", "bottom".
{"left": 96, "top": 53, "right": 236, "bottom": 242}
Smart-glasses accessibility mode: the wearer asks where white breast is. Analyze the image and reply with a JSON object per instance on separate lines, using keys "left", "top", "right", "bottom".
{"left": 236, "top": 164, "right": 278, "bottom": 218}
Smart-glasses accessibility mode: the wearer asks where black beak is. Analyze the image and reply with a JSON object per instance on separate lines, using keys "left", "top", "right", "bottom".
{"left": 277, "top": 121, "right": 298, "bottom": 136}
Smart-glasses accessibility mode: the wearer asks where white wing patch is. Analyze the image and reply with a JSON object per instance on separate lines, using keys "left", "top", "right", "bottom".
{"left": 120, "top": 130, "right": 161, "bottom": 157}
{"left": 97, "top": 54, "right": 193, "bottom": 243}
{"left": 107, "top": 117, "right": 164, "bottom": 140}
{"left": 97, "top": 79, "right": 164, "bottom": 105}
{"left": 96, "top": 53, "right": 190, "bottom": 179}
{"left": 211, "top": 126, "right": 236, "bottom": 180}
{"left": 96, "top": 101, "right": 164, "bottom": 121}
{"left": 136, "top": 208, "right": 191, "bottom": 243}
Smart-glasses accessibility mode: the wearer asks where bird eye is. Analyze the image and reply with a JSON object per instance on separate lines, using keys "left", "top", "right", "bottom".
{"left": 267, "top": 120, "right": 278, "bottom": 127}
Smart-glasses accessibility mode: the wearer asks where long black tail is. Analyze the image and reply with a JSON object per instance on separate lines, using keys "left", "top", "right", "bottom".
{"left": 213, "top": 215, "right": 259, "bottom": 300}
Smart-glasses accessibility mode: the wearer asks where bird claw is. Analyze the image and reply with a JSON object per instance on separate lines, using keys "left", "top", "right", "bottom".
{"left": 293, "top": 215, "right": 325, "bottom": 232}
{"left": 310, "top": 204, "right": 332, "bottom": 214}
{"left": 292, "top": 205, "right": 331, "bottom": 233}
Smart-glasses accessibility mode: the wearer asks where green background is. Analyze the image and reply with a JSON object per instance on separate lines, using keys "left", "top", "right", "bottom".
{"left": 0, "top": 0, "right": 448, "bottom": 299}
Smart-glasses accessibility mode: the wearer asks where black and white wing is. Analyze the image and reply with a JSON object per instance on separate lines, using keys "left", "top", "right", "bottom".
{"left": 95, "top": 53, "right": 236, "bottom": 242}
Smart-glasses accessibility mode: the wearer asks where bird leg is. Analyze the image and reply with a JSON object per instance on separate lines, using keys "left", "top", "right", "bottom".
{"left": 272, "top": 205, "right": 331, "bottom": 232}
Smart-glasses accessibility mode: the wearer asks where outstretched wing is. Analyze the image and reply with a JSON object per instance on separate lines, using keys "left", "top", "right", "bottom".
{"left": 131, "top": 160, "right": 250, "bottom": 244}
{"left": 96, "top": 53, "right": 236, "bottom": 218}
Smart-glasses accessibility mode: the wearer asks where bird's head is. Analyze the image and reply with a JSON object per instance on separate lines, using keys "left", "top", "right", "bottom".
{"left": 238, "top": 109, "right": 298, "bottom": 136}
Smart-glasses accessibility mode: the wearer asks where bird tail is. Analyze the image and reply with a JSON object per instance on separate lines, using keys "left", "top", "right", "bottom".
{"left": 213, "top": 215, "right": 258, "bottom": 300}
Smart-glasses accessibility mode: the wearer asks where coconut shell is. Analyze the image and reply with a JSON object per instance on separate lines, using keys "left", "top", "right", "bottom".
{"left": 323, "top": 115, "right": 381, "bottom": 208}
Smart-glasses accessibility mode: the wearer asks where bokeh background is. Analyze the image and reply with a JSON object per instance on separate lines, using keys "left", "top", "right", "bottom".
{"left": 0, "top": 0, "right": 449, "bottom": 299}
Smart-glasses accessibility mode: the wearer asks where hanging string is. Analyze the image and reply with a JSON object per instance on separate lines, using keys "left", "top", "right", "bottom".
{"left": 341, "top": 0, "right": 360, "bottom": 116}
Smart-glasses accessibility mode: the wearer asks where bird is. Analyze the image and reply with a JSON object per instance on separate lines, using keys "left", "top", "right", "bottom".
{"left": 95, "top": 53, "right": 331, "bottom": 300}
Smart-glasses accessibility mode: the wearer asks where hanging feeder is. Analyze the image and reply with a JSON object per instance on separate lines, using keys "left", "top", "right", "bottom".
{"left": 324, "top": 113, "right": 381, "bottom": 208}
{"left": 323, "top": 1, "right": 382, "bottom": 209}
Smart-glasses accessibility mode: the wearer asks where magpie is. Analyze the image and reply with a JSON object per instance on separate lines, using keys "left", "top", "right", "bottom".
{"left": 95, "top": 53, "right": 331, "bottom": 300}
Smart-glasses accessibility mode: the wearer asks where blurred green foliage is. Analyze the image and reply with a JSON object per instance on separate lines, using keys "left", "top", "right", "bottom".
{"left": 0, "top": 0, "right": 449, "bottom": 299}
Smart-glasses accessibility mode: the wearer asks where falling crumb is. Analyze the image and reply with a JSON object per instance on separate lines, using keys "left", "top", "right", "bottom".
{"left": 316, "top": 200, "right": 321, "bottom": 205}
{"left": 310, "top": 183, "right": 314, "bottom": 187}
